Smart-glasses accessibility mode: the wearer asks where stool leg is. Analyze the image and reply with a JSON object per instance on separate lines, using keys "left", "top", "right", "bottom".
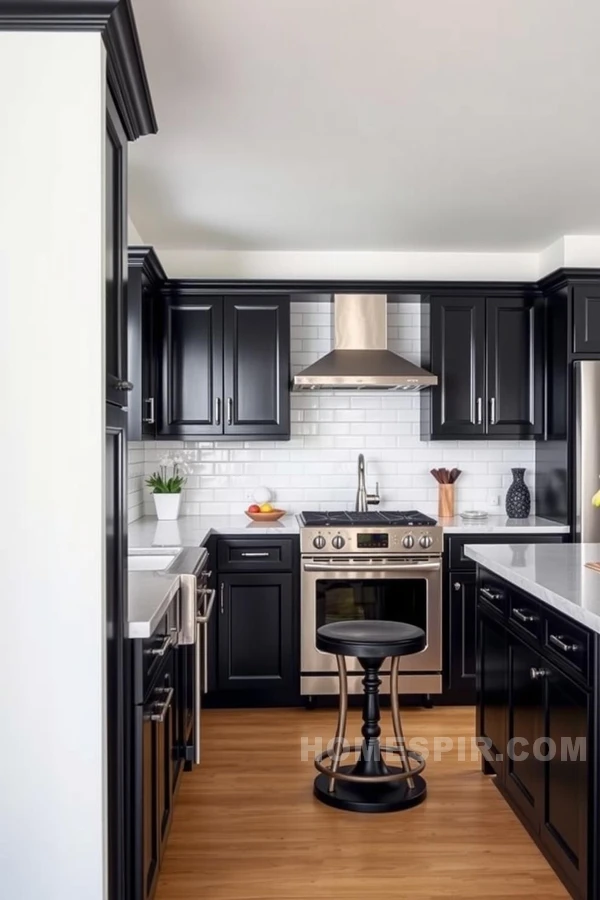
{"left": 329, "top": 654, "right": 348, "bottom": 791}
{"left": 390, "top": 655, "right": 415, "bottom": 789}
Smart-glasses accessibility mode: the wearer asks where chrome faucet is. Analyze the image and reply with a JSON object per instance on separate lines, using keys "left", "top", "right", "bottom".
{"left": 356, "top": 454, "right": 380, "bottom": 511}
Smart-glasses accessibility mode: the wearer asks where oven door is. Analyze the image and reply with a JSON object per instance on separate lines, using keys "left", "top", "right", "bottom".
{"left": 301, "top": 556, "right": 442, "bottom": 675}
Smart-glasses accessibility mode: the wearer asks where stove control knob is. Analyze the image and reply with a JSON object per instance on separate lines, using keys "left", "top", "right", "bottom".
{"left": 419, "top": 534, "right": 433, "bottom": 549}
{"left": 313, "top": 535, "right": 326, "bottom": 550}
{"left": 402, "top": 534, "right": 415, "bottom": 549}
{"left": 332, "top": 535, "right": 345, "bottom": 550}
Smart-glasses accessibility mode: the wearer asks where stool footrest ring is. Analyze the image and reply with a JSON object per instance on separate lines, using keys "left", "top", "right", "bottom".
{"left": 315, "top": 745, "right": 426, "bottom": 784}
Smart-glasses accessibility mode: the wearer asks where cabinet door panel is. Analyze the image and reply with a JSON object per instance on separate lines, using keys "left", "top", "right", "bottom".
{"left": 218, "top": 573, "right": 294, "bottom": 690}
{"left": 573, "top": 283, "right": 600, "bottom": 355}
{"left": 477, "top": 610, "right": 507, "bottom": 778}
{"left": 445, "top": 571, "right": 477, "bottom": 703}
{"left": 506, "top": 638, "right": 543, "bottom": 826}
{"left": 105, "top": 92, "right": 128, "bottom": 408}
{"left": 140, "top": 709, "right": 159, "bottom": 900}
{"left": 430, "top": 297, "right": 485, "bottom": 437}
{"left": 223, "top": 296, "right": 290, "bottom": 436}
{"left": 486, "top": 296, "right": 542, "bottom": 437}
{"left": 159, "top": 296, "right": 223, "bottom": 436}
{"left": 541, "top": 666, "right": 588, "bottom": 897}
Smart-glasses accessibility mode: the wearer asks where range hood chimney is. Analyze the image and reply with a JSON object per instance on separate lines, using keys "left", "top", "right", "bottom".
{"left": 293, "top": 294, "right": 438, "bottom": 391}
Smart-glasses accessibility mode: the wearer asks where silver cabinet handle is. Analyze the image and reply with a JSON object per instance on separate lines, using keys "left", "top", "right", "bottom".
{"left": 453, "top": 582, "right": 461, "bottom": 591}
{"left": 143, "top": 396, "right": 155, "bottom": 424}
{"left": 144, "top": 631, "right": 175, "bottom": 657}
{"left": 530, "top": 667, "right": 550, "bottom": 681}
{"left": 145, "top": 686, "right": 174, "bottom": 723}
{"left": 549, "top": 634, "right": 579, "bottom": 653}
{"left": 215, "top": 397, "right": 221, "bottom": 426}
{"left": 115, "top": 380, "right": 134, "bottom": 391}
{"left": 480, "top": 587, "right": 503, "bottom": 603}
{"left": 476, "top": 397, "right": 483, "bottom": 426}
{"left": 513, "top": 608, "right": 538, "bottom": 624}
{"left": 490, "top": 397, "right": 496, "bottom": 426}
{"left": 220, "top": 582, "right": 225, "bottom": 614}
{"left": 227, "top": 397, "right": 233, "bottom": 426}
{"left": 196, "top": 589, "right": 216, "bottom": 625}
{"left": 241, "top": 551, "right": 270, "bottom": 558}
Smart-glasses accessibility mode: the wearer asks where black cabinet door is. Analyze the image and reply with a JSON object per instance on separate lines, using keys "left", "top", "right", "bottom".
{"left": 444, "top": 571, "right": 477, "bottom": 703}
{"left": 477, "top": 608, "right": 507, "bottom": 779}
{"left": 505, "top": 636, "right": 544, "bottom": 827}
{"left": 218, "top": 573, "right": 294, "bottom": 691}
{"left": 223, "top": 296, "right": 290, "bottom": 437}
{"left": 141, "top": 286, "right": 157, "bottom": 438}
{"left": 430, "top": 296, "right": 485, "bottom": 437}
{"left": 573, "top": 283, "right": 600, "bottom": 355}
{"left": 540, "top": 663, "right": 589, "bottom": 898}
{"left": 138, "top": 702, "right": 159, "bottom": 900}
{"left": 486, "top": 296, "right": 543, "bottom": 437}
{"left": 159, "top": 294, "right": 223, "bottom": 436}
{"left": 106, "top": 91, "right": 129, "bottom": 408}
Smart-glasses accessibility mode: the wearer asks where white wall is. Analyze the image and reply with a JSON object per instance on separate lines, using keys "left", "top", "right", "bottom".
{"left": 128, "top": 214, "right": 144, "bottom": 244}
{"left": 0, "top": 32, "right": 107, "bottom": 900}
{"left": 129, "top": 302, "right": 535, "bottom": 521}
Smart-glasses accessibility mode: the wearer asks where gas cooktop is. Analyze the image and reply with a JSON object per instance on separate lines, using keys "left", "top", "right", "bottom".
{"left": 300, "top": 510, "right": 437, "bottom": 528}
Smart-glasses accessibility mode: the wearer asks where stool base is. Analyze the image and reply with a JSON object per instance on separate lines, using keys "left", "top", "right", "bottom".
{"left": 314, "top": 767, "right": 427, "bottom": 813}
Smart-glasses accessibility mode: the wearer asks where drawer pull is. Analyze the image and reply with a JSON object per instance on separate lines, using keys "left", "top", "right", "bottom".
{"left": 480, "top": 587, "right": 503, "bottom": 603}
{"left": 145, "top": 686, "right": 174, "bottom": 723}
{"left": 549, "top": 634, "right": 579, "bottom": 654}
{"left": 530, "top": 667, "right": 550, "bottom": 681}
{"left": 513, "top": 608, "right": 538, "bottom": 624}
{"left": 144, "top": 630, "right": 176, "bottom": 657}
{"left": 241, "top": 551, "right": 270, "bottom": 558}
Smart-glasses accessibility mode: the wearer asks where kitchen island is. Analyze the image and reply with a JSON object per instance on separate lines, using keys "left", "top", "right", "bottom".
{"left": 466, "top": 542, "right": 600, "bottom": 900}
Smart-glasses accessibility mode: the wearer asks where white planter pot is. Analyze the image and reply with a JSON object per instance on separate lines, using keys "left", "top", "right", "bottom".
{"left": 152, "top": 493, "right": 182, "bottom": 521}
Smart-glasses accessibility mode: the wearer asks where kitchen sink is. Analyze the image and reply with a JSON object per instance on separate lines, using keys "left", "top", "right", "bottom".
{"left": 128, "top": 547, "right": 181, "bottom": 571}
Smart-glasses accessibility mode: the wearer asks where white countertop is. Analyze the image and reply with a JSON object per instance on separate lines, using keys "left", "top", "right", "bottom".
{"left": 129, "top": 514, "right": 300, "bottom": 550}
{"left": 439, "top": 515, "right": 569, "bottom": 534}
{"left": 127, "top": 570, "right": 181, "bottom": 639}
{"left": 465, "top": 542, "right": 600, "bottom": 634}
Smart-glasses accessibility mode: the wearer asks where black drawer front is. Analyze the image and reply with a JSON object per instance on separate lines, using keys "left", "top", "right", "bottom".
{"left": 509, "top": 595, "right": 542, "bottom": 641}
{"left": 217, "top": 538, "right": 293, "bottom": 571}
{"left": 135, "top": 603, "right": 178, "bottom": 703}
{"left": 478, "top": 576, "right": 508, "bottom": 616}
{"left": 448, "top": 533, "right": 565, "bottom": 571}
{"left": 543, "top": 610, "right": 590, "bottom": 683}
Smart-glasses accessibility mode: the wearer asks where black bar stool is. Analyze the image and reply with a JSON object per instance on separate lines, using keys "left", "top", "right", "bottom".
{"left": 313, "top": 620, "right": 427, "bottom": 813}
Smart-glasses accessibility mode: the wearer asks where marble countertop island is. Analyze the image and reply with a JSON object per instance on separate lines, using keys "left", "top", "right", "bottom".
{"left": 465, "top": 542, "right": 600, "bottom": 634}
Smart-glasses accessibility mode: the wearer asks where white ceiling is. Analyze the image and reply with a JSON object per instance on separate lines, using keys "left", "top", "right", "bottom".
{"left": 130, "top": 0, "right": 600, "bottom": 253}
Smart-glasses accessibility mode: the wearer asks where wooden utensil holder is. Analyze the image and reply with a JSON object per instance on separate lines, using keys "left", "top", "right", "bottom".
{"left": 438, "top": 484, "right": 455, "bottom": 518}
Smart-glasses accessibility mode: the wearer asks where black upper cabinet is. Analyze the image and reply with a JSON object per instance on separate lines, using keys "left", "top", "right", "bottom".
{"left": 106, "top": 92, "right": 129, "bottom": 408}
{"left": 429, "top": 297, "right": 485, "bottom": 437}
{"left": 486, "top": 297, "right": 543, "bottom": 437}
{"left": 158, "top": 292, "right": 290, "bottom": 440}
{"left": 223, "top": 297, "right": 290, "bottom": 436}
{"left": 572, "top": 283, "right": 600, "bottom": 355}
{"left": 159, "top": 295, "right": 224, "bottom": 437}
{"left": 424, "top": 294, "right": 542, "bottom": 439}
{"left": 127, "top": 247, "right": 166, "bottom": 440}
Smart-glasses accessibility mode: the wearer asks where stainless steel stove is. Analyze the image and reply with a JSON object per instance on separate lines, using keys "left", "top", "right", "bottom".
{"left": 299, "top": 510, "right": 443, "bottom": 698}
{"left": 299, "top": 509, "right": 442, "bottom": 556}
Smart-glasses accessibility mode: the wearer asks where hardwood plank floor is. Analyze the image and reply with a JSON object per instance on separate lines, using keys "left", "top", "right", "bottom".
{"left": 156, "top": 707, "right": 568, "bottom": 899}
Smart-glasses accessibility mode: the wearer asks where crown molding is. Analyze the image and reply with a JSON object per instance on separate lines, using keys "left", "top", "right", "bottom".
{"left": 128, "top": 245, "right": 167, "bottom": 286}
{"left": 0, "top": 0, "right": 157, "bottom": 140}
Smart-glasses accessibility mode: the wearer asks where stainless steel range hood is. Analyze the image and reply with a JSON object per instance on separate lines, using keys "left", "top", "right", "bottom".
{"left": 293, "top": 294, "right": 438, "bottom": 391}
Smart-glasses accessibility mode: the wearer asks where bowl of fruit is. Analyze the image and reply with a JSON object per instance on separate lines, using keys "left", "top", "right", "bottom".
{"left": 245, "top": 502, "right": 286, "bottom": 522}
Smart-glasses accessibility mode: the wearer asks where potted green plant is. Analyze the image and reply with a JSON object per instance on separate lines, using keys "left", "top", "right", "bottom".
{"left": 146, "top": 454, "right": 189, "bottom": 520}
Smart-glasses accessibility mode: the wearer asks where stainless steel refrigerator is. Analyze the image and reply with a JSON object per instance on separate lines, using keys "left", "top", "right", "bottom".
{"left": 574, "top": 360, "right": 600, "bottom": 541}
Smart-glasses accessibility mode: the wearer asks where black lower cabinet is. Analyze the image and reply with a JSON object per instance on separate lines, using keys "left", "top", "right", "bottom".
{"left": 477, "top": 570, "right": 596, "bottom": 900}
{"left": 133, "top": 642, "right": 180, "bottom": 900}
{"left": 218, "top": 573, "right": 294, "bottom": 693}
{"left": 444, "top": 571, "right": 477, "bottom": 701}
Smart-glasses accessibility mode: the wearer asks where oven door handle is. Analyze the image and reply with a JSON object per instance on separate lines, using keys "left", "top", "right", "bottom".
{"left": 302, "top": 560, "right": 441, "bottom": 572}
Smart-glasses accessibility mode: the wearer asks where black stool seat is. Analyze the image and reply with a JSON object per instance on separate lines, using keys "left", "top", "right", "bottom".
{"left": 316, "top": 620, "right": 426, "bottom": 659}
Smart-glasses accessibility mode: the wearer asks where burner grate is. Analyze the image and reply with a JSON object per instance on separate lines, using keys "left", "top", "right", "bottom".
{"left": 301, "top": 510, "right": 437, "bottom": 527}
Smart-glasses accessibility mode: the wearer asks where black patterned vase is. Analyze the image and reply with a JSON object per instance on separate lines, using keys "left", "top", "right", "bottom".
{"left": 505, "top": 468, "right": 531, "bottom": 518}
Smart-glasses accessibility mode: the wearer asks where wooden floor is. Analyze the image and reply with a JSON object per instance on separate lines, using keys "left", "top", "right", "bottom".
{"left": 155, "top": 707, "right": 568, "bottom": 900}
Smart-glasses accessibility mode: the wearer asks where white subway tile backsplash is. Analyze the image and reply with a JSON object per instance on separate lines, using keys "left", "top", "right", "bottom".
{"left": 128, "top": 302, "right": 536, "bottom": 519}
